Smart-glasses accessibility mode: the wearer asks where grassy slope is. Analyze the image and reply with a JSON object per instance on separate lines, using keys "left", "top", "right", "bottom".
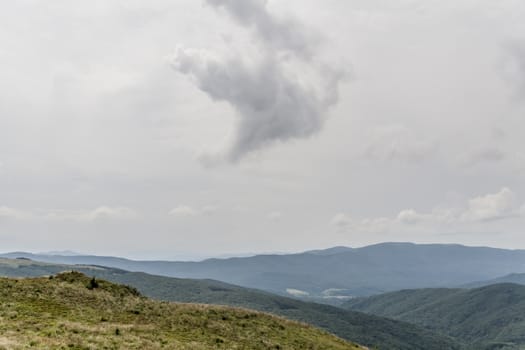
{"left": 0, "top": 258, "right": 460, "bottom": 350}
{"left": 0, "top": 272, "right": 363, "bottom": 350}
{"left": 101, "top": 271, "right": 460, "bottom": 350}
{"left": 343, "top": 284, "right": 525, "bottom": 349}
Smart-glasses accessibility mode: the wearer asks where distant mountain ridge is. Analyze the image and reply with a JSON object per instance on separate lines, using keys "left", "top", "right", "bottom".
{"left": 461, "top": 272, "right": 525, "bottom": 288}
{"left": 3, "top": 242, "right": 525, "bottom": 298}
{"left": 304, "top": 246, "right": 354, "bottom": 255}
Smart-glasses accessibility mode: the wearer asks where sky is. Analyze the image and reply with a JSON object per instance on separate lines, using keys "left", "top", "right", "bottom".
{"left": 1, "top": 0, "right": 525, "bottom": 260}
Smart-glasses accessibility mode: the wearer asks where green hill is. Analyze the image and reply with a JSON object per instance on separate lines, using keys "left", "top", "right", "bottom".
{"left": 0, "top": 258, "right": 460, "bottom": 350}
{"left": 0, "top": 272, "right": 364, "bottom": 350}
{"left": 343, "top": 283, "right": 525, "bottom": 349}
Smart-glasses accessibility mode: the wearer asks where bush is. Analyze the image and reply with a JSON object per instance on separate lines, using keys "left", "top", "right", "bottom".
{"left": 87, "top": 277, "right": 99, "bottom": 290}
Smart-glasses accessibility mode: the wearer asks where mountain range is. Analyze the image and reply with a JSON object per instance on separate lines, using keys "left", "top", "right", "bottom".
{"left": 4, "top": 242, "right": 525, "bottom": 299}
{"left": 5, "top": 242, "right": 525, "bottom": 349}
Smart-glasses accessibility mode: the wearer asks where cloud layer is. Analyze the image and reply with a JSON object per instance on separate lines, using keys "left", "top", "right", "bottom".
{"left": 2, "top": 1, "right": 525, "bottom": 257}
{"left": 0, "top": 206, "right": 137, "bottom": 222}
{"left": 332, "top": 188, "right": 523, "bottom": 234}
{"left": 171, "top": 0, "right": 344, "bottom": 162}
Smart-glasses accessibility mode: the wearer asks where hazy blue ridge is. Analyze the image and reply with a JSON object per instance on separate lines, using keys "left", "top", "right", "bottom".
{"left": 4, "top": 243, "right": 525, "bottom": 300}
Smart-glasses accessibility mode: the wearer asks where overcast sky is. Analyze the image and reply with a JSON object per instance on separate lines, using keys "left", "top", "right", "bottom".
{"left": 1, "top": 0, "right": 525, "bottom": 260}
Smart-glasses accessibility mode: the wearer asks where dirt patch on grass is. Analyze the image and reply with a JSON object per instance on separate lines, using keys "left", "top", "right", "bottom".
{"left": 0, "top": 336, "right": 20, "bottom": 348}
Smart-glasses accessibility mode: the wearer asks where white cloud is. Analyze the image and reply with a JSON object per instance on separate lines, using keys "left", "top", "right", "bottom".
{"left": 330, "top": 213, "right": 352, "bottom": 230}
{"left": 460, "top": 187, "right": 517, "bottom": 222}
{"left": 332, "top": 188, "right": 524, "bottom": 233}
{"left": 0, "top": 206, "right": 29, "bottom": 220}
{"left": 330, "top": 213, "right": 391, "bottom": 233}
{"left": 169, "top": 205, "right": 197, "bottom": 217}
{"left": 358, "top": 217, "right": 393, "bottom": 234}
{"left": 396, "top": 209, "right": 425, "bottom": 224}
{"left": 396, "top": 208, "right": 458, "bottom": 226}
{"left": 80, "top": 206, "right": 136, "bottom": 221}
{"left": 45, "top": 206, "right": 137, "bottom": 222}
{"left": 0, "top": 206, "right": 137, "bottom": 222}
{"left": 169, "top": 205, "right": 220, "bottom": 217}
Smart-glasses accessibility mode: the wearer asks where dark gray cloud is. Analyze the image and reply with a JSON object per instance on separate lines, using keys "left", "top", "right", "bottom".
{"left": 206, "top": 0, "right": 316, "bottom": 58}
{"left": 171, "top": 0, "right": 345, "bottom": 162}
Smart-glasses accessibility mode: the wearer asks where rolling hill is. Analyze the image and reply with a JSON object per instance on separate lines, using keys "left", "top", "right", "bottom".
{"left": 4, "top": 242, "right": 525, "bottom": 299}
{"left": 0, "top": 257, "right": 460, "bottom": 350}
{"left": 0, "top": 271, "right": 364, "bottom": 350}
{"left": 343, "top": 283, "right": 525, "bottom": 349}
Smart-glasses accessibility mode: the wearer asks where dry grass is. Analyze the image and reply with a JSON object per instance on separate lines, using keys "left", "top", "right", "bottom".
{"left": 0, "top": 272, "right": 364, "bottom": 349}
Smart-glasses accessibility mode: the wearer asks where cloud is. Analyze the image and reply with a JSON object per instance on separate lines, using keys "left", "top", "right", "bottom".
{"left": 171, "top": 0, "right": 345, "bottom": 162}
{"left": 330, "top": 213, "right": 391, "bottom": 233}
{"left": 169, "top": 205, "right": 219, "bottom": 217}
{"left": 332, "top": 188, "right": 523, "bottom": 233}
{"left": 330, "top": 213, "right": 352, "bottom": 230}
{"left": 460, "top": 187, "right": 517, "bottom": 222}
{"left": 0, "top": 206, "right": 29, "bottom": 220}
{"left": 206, "top": 0, "right": 316, "bottom": 58}
{"left": 169, "top": 205, "right": 197, "bottom": 217}
{"left": 79, "top": 207, "right": 136, "bottom": 221}
{"left": 0, "top": 206, "right": 137, "bottom": 222}
{"left": 397, "top": 188, "right": 519, "bottom": 225}
{"left": 396, "top": 209, "right": 425, "bottom": 225}
{"left": 45, "top": 206, "right": 137, "bottom": 222}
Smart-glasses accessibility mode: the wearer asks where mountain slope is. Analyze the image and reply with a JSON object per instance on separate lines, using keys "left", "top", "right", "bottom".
{"left": 0, "top": 272, "right": 364, "bottom": 350}
{"left": 5, "top": 242, "right": 525, "bottom": 299}
{"left": 343, "top": 283, "right": 525, "bottom": 349}
{"left": 0, "top": 257, "right": 460, "bottom": 350}
{"left": 462, "top": 273, "right": 525, "bottom": 288}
